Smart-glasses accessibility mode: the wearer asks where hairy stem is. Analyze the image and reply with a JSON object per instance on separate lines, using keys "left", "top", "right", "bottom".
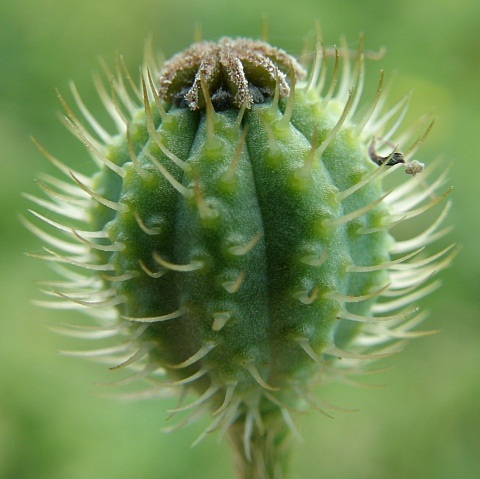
{"left": 228, "top": 413, "right": 294, "bottom": 479}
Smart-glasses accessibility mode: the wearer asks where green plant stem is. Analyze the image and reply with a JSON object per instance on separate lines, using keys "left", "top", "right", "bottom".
{"left": 227, "top": 414, "right": 294, "bottom": 479}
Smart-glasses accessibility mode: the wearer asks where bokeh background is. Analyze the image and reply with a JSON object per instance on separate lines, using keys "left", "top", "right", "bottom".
{"left": 1, "top": 0, "right": 479, "bottom": 478}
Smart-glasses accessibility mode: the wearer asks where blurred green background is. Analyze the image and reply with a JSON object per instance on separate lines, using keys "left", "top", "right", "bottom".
{"left": 1, "top": 0, "right": 479, "bottom": 478}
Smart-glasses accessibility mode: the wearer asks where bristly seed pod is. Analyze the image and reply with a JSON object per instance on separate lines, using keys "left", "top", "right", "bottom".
{"left": 25, "top": 34, "right": 456, "bottom": 479}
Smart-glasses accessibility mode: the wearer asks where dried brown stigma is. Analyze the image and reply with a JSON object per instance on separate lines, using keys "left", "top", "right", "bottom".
{"left": 157, "top": 37, "right": 306, "bottom": 111}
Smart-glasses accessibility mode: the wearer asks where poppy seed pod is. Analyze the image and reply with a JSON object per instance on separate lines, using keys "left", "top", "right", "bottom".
{"left": 25, "top": 34, "right": 456, "bottom": 479}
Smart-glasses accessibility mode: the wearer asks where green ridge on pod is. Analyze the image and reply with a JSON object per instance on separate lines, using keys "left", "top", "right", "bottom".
{"left": 26, "top": 36, "right": 455, "bottom": 479}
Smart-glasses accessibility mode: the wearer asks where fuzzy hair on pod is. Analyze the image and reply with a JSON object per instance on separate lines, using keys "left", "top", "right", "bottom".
{"left": 25, "top": 34, "right": 456, "bottom": 479}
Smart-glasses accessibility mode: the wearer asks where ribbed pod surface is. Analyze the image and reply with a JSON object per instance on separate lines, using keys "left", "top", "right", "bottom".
{"left": 26, "top": 36, "right": 455, "bottom": 479}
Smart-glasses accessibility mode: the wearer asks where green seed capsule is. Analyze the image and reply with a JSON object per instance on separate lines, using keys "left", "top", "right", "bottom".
{"left": 26, "top": 35, "right": 455, "bottom": 479}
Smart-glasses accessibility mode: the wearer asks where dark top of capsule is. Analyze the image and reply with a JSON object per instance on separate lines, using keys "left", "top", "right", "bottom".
{"left": 157, "top": 37, "right": 306, "bottom": 111}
